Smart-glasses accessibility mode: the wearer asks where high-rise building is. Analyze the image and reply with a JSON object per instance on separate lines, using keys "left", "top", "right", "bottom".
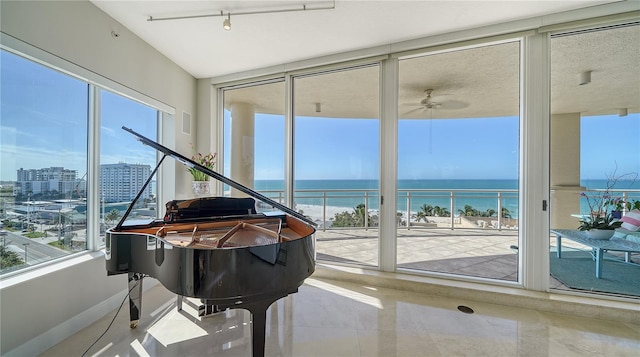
{"left": 100, "top": 163, "right": 151, "bottom": 202}
{"left": 15, "top": 167, "right": 82, "bottom": 196}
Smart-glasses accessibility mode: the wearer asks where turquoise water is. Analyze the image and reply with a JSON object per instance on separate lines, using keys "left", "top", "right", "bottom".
{"left": 579, "top": 179, "right": 640, "bottom": 214}
{"left": 247, "top": 179, "right": 640, "bottom": 217}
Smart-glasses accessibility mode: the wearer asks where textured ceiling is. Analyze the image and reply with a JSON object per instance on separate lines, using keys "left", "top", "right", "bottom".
{"left": 91, "top": 0, "right": 617, "bottom": 79}
{"left": 223, "top": 26, "right": 639, "bottom": 119}
{"left": 93, "top": 1, "right": 639, "bottom": 118}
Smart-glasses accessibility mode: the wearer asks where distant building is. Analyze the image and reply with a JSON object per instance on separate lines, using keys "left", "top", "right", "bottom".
{"left": 100, "top": 163, "right": 151, "bottom": 202}
{"left": 17, "top": 167, "right": 77, "bottom": 181}
{"left": 15, "top": 167, "right": 84, "bottom": 196}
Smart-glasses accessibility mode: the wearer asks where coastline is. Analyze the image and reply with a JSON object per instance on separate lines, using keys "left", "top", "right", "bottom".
{"left": 293, "top": 203, "right": 519, "bottom": 229}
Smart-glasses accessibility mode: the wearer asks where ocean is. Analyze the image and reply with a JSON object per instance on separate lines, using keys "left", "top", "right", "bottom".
{"left": 248, "top": 179, "right": 640, "bottom": 217}
{"left": 253, "top": 179, "right": 520, "bottom": 216}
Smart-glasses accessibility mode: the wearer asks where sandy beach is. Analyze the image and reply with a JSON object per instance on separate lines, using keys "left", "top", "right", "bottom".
{"left": 293, "top": 203, "right": 518, "bottom": 229}
{"left": 294, "top": 204, "right": 354, "bottom": 223}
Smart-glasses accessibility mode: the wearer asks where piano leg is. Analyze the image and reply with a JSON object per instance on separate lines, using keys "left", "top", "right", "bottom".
{"left": 241, "top": 291, "right": 293, "bottom": 357}
{"left": 128, "top": 273, "right": 143, "bottom": 329}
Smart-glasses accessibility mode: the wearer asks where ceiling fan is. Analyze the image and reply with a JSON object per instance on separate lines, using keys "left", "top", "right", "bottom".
{"left": 404, "top": 89, "right": 469, "bottom": 114}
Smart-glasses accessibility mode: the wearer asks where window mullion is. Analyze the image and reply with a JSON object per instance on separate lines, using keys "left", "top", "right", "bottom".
{"left": 87, "top": 85, "right": 101, "bottom": 251}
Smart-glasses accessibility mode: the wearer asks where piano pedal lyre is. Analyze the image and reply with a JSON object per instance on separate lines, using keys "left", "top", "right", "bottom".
{"left": 176, "top": 295, "right": 226, "bottom": 317}
{"left": 198, "top": 299, "right": 226, "bottom": 317}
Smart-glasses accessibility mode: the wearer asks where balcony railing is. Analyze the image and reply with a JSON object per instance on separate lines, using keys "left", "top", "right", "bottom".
{"left": 258, "top": 188, "right": 519, "bottom": 231}
{"left": 258, "top": 186, "right": 640, "bottom": 231}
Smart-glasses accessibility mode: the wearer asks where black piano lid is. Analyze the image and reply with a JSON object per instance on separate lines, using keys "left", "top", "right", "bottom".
{"left": 120, "top": 126, "right": 316, "bottom": 227}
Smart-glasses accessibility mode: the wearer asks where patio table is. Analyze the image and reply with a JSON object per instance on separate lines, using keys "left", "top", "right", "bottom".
{"left": 551, "top": 229, "right": 640, "bottom": 278}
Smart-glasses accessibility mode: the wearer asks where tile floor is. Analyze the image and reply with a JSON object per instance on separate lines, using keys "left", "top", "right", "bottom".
{"left": 41, "top": 277, "right": 639, "bottom": 357}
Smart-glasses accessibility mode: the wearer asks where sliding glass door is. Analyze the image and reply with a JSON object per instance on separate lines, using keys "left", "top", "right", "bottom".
{"left": 549, "top": 24, "right": 640, "bottom": 297}
{"left": 396, "top": 41, "right": 521, "bottom": 281}
{"left": 293, "top": 65, "right": 380, "bottom": 267}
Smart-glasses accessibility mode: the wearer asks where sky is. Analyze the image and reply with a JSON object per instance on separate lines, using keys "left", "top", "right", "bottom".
{"left": 2, "top": 48, "right": 639, "bottom": 183}
{"left": 224, "top": 111, "right": 639, "bottom": 181}
{"left": 0, "top": 50, "right": 157, "bottom": 182}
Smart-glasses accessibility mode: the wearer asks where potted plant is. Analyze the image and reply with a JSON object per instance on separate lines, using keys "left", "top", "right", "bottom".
{"left": 578, "top": 170, "right": 635, "bottom": 239}
{"left": 188, "top": 151, "right": 216, "bottom": 196}
{"left": 577, "top": 207, "right": 621, "bottom": 239}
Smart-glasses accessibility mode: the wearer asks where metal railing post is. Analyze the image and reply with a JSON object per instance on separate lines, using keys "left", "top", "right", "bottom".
{"left": 322, "top": 191, "right": 327, "bottom": 232}
{"left": 406, "top": 191, "right": 411, "bottom": 229}
{"left": 497, "top": 191, "right": 503, "bottom": 230}
{"left": 364, "top": 191, "right": 369, "bottom": 230}
{"left": 450, "top": 191, "right": 455, "bottom": 230}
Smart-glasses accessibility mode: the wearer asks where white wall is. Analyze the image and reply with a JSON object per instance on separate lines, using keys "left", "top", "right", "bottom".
{"left": 0, "top": 1, "right": 197, "bottom": 355}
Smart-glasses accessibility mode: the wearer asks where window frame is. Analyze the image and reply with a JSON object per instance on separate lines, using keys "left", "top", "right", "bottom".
{"left": 0, "top": 35, "right": 173, "bottom": 278}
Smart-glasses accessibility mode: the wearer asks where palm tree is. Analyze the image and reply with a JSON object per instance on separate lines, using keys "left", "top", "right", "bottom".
{"left": 105, "top": 209, "right": 121, "bottom": 227}
{"left": 501, "top": 207, "right": 512, "bottom": 219}
{"left": 416, "top": 204, "right": 433, "bottom": 222}
{"left": 458, "top": 204, "right": 478, "bottom": 216}
{"left": 433, "top": 205, "right": 450, "bottom": 217}
{"left": 353, "top": 203, "right": 367, "bottom": 226}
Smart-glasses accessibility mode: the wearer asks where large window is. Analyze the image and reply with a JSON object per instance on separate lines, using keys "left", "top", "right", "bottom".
{"left": 293, "top": 65, "right": 380, "bottom": 267}
{"left": 396, "top": 42, "right": 521, "bottom": 281}
{"left": 215, "top": 20, "right": 638, "bottom": 299}
{"left": 549, "top": 24, "right": 640, "bottom": 297}
{"left": 222, "top": 80, "right": 286, "bottom": 200}
{"left": 99, "top": 90, "right": 159, "bottom": 245}
{"left": 0, "top": 49, "right": 161, "bottom": 275}
{"left": 1, "top": 50, "right": 89, "bottom": 273}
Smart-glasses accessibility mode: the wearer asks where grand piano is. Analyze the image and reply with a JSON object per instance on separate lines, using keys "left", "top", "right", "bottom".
{"left": 105, "top": 127, "right": 316, "bottom": 357}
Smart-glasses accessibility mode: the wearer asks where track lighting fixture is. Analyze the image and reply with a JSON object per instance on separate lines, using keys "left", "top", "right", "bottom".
{"left": 147, "top": 1, "right": 336, "bottom": 31}
{"left": 223, "top": 13, "right": 231, "bottom": 31}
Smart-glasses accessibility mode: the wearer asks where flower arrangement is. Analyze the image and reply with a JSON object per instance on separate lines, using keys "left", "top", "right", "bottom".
{"left": 188, "top": 151, "right": 216, "bottom": 181}
{"left": 577, "top": 197, "right": 622, "bottom": 231}
{"left": 578, "top": 170, "right": 637, "bottom": 231}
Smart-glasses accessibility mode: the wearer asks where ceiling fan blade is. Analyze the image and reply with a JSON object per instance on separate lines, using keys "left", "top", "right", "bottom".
{"left": 402, "top": 107, "right": 426, "bottom": 116}
{"left": 439, "top": 100, "right": 469, "bottom": 110}
{"left": 429, "top": 93, "right": 454, "bottom": 101}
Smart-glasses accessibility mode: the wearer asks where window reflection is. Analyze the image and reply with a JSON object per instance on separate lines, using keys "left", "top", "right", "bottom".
{"left": 99, "top": 90, "right": 158, "bottom": 244}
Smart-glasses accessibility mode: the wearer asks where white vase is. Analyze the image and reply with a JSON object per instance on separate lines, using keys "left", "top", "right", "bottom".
{"left": 191, "top": 180, "right": 211, "bottom": 197}
{"left": 584, "top": 229, "right": 614, "bottom": 240}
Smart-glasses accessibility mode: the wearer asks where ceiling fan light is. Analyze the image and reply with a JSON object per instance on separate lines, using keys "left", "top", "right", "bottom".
{"left": 579, "top": 70, "right": 591, "bottom": 85}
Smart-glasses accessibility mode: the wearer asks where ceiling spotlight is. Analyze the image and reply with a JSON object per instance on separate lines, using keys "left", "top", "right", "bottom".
{"left": 619, "top": 108, "right": 628, "bottom": 117}
{"left": 579, "top": 70, "right": 591, "bottom": 85}
{"left": 223, "top": 13, "right": 231, "bottom": 31}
